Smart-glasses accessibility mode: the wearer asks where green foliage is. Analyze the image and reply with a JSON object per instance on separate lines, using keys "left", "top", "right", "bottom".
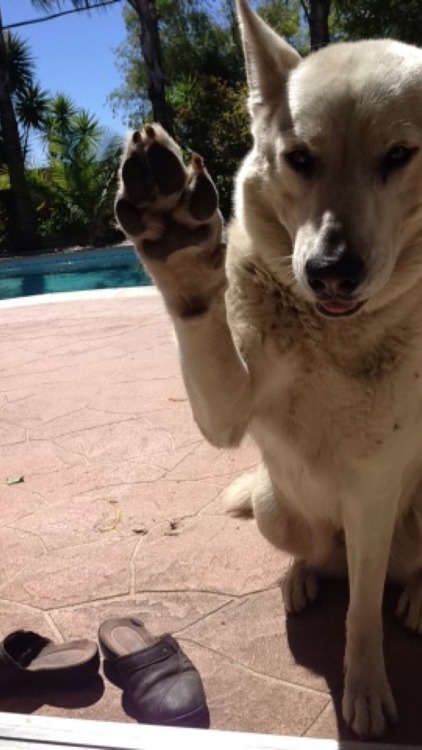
{"left": 170, "top": 76, "right": 250, "bottom": 216}
{"left": 257, "top": 0, "right": 308, "bottom": 53}
{"left": 4, "top": 34, "right": 36, "bottom": 94}
{"left": 2, "top": 33, "right": 51, "bottom": 160}
{"left": 14, "top": 82, "right": 50, "bottom": 158}
{"left": 0, "top": 32, "right": 122, "bottom": 248}
{"left": 109, "top": 0, "right": 246, "bottom": 124}
{"left": 38, "top": 95, "right": 122, "bottom": 244}
{"left": 14, "top": 82, "right": 50, "bottom": 132}
{"left": 0, "top": 2, "right": 125, "bottom": 251}
{"left": 158, "top": 0, "right": 245, "bottom": 83}
{"left": 336, "top": 0, "right": 422, "bottom": 45}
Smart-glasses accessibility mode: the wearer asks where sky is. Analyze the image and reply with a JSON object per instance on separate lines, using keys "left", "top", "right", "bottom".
{"left": 1, "top": 0, "right": 129, "bottom": 161}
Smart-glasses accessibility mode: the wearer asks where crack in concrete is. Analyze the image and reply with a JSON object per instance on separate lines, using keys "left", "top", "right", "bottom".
{"left": 7, "top": 525, "right": 50, "bottom": 554}
{"left": 301, "top": 700, "right": 333, "bottom": 737}
{"left": 179, "top": 636, "right": 330, "bottom": 697}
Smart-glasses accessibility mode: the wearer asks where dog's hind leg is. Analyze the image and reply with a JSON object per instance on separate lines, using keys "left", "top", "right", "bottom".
{"left": 226, "top": 466, "right": 347, "bottom": 612}
{"left": 228, "top": 465, "right": 316, "bottom": 555}
{"left": 282, "top": 559, "right": 318, "bottom": 613}
{"left": 252, "top": 475, "right": 323, "bottom": 612}
{"left": 283, "top": 531, "right": 349, "bottom": 613}
{"left": 397, "top": 567, "right": 422, "bottom": 632}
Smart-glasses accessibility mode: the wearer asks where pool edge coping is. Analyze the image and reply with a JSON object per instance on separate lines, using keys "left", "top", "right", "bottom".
{"left": 0, "top": 285, "right": 159, "bottom": 309}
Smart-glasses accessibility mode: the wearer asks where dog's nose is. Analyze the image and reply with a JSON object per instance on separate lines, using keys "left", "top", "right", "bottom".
{"left": 305, "top": 253, "right": 364, "bottom": 297}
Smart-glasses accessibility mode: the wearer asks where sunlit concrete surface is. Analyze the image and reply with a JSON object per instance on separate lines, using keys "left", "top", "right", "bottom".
{"left": 1, "top": 288, "right": 422, "bottom": 744}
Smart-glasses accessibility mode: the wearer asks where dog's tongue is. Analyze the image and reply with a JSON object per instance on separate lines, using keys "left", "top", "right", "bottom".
{"left": 319, "top": 300, "right": 359, "bottom": 315}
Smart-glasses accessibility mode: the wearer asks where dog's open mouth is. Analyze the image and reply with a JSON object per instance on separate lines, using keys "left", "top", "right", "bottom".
{"left": 316, "top": 300, "right": 365, "bottom": 318}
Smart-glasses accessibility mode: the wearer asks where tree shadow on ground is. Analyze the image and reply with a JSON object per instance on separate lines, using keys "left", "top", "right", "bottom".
{"left": 0, "top": 674, "right": 104, "bottom": 715}
{"left": 286, "top": 577, "right": 422, "bottom": 745}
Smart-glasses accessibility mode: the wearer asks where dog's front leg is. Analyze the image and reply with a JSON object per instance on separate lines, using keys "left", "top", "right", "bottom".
{"left": 116, "top": 124, "right": 252, "bottom": 448}
{"left": 342, "top": 480, "right": 400, "bottom": 737}
{"left": 173, "top": 308, "right": 252, "bottom": 447}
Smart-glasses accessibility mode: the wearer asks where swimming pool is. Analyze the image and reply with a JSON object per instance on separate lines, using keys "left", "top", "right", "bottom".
{"left": 0, "top": 245, "right": 152, "bottom": 301}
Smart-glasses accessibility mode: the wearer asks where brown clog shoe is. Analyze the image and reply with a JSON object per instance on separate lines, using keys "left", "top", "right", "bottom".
{"left": 0, "top": 630, "right": 100, "bottom": 691}
{"left": 98, "top": 616, "right": 209, "bottom": 728}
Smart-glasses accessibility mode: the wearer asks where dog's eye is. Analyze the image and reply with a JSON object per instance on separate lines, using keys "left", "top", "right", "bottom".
{"left": 382, "top": 145, "right": 417, "bottom": 178}
{"left": 284, "top": 149, "right": 315, "bottom": 176}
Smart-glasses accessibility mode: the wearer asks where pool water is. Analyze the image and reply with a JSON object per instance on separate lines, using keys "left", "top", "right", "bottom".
{"left": 0, "top": 246, "right": 151, "bottom": 300}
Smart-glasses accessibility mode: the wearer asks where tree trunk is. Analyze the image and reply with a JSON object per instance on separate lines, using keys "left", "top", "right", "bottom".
{"left": 128, "top": 0, "right": 174, "bottom": 135}
{"left": 0, "top": 12, "right": 40, "bottom": 252}
{"left": 308, "top": 0, "right": 331, "bottom": 50}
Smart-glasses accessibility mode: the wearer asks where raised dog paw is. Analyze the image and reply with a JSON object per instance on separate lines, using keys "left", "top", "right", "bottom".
{"left": 342, "top": 667, "right": 397, "bottom": 737}
{"left": 115, "top": 124, "right": 226, "bottom": 318}
{"left": 115, "top": 124, "right": 225, "bottom": 318}
{"left": 397, "top": 568, "right": 422, "bottom": 633}
{"left": 281, "top": 560, "right": 318, "bottom": 613}
{"left": 115, "top": 124, "right": 221, "bottom": 261}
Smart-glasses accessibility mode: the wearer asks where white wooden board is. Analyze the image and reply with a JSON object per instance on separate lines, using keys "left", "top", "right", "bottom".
{"left": 0, "top": 712, "right": 418, "bottom": 750}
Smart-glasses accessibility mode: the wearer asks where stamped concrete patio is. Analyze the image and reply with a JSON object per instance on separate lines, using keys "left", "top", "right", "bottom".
{"left": 1, "top": 288, "right": 422, "bottom": 745}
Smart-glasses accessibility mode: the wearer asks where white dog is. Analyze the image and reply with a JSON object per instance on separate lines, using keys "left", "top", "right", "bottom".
{"left": 115, "top": 0, "right": 422, "bottom": 737}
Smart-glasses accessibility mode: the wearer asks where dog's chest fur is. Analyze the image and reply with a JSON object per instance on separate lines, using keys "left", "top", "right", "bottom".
{"left": 226, "top": 254, "right": 422, "bottom": 521}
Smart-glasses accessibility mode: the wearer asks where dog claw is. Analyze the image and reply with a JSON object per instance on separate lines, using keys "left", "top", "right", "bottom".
{"left": 192, "top": 153, "right": 205, "bottom": 173}
{"left": 144, "top": 124, "right": 156, "bottom": 142}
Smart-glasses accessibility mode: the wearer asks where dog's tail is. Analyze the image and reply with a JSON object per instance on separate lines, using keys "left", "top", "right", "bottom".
{"left": 222, "top": 470, "right": 255, "bottom": 517}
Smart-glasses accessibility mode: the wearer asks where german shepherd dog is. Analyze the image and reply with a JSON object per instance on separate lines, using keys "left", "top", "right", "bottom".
{"left": 115, "top": 0, "right": 422, "bottom": 737}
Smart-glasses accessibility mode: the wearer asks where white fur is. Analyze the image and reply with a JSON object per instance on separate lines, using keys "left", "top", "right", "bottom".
{"left": 120, "top": 0, "right": 422, "bottom": 738}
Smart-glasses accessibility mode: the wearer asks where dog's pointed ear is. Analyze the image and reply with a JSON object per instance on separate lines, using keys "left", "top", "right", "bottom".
{"left": 236, "top": 0, "right": 301, "bottom": 113}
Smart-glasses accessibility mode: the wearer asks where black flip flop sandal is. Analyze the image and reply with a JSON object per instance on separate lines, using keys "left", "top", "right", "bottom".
{"left": 0, "top": 630, "right": 100, "bottom": 691}
{"left": 98, "top": 616, "right": 210, "bottom": 728}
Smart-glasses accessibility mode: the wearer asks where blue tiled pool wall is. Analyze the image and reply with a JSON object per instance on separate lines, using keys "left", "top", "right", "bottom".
{"left": 0, "top": 245, "right": 142, "bottom": 278}
{"left": 0, "top": 245, "right": 152, "bottom": 300}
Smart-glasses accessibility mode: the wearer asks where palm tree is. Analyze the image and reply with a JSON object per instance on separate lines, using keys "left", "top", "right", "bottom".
{"left": 43, "top": 93, "right": 78, "bottom": 160}
{"left": 0, "top": 0, "right": 111, "bottom": 252}
{"left": 5, "top": 36, "right": 49, "bottom": 162}
{"left": 15, "top": 81, "right": 50, "bottom": 160}
{"left": 42, "top": 95, "right": 122, "bottom": 244}
{"left": 0, "top": 9, "right": 41, "bottom": 251}
{"left": 0, "top": 33, "right": 50, "bottom": 161}
{"left": 0, "top": 0, "right": 172, "bottom": 251}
